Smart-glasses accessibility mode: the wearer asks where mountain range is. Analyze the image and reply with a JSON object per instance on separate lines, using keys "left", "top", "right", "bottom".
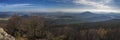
{"left": 1, "top": 11, "right": 120, "bottom": 24}
{"left": 32, "top": 11, "right": 120, "bottom": 24}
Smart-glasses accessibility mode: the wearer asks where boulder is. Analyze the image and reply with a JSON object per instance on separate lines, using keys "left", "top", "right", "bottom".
{"left": 0, "top": 28, "right": 15, "bottom": 40}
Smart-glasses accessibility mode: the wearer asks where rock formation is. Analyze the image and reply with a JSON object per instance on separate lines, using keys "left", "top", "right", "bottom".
{"left": 0, "top": 28, "right": 15, "bottom": 40}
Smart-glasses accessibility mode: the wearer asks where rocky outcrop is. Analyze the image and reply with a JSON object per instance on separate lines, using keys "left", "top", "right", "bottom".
{"left": 0, "top": 28, "right": 15, "bottom": 40}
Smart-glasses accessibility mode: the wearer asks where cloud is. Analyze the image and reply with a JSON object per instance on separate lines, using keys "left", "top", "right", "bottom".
{"left": 73, "top": 0, "right": 112, "bottom": 10}
{"left": 23, "top": 8, "right": 120, "bottom": 13}
{"left": 6, "top": 4, "right": 30, "bottom": 7}
{"left": 0, "top": 4, "right": 33, "bottom": 11}
{"left": 0, "top": 4, "right": 31, "bottom": 8}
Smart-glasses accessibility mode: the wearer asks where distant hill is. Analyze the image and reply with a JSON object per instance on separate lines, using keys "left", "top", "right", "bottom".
{"left": 27, "top": 11, "right": 120, "bottom": 24}
{"left": 1, "top": 11, "right": 120, "bottom": 24}
{"left": 0, "top": 12, "right": 12, "bottom": 18}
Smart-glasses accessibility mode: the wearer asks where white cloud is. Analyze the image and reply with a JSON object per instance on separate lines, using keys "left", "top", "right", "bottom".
{"left": 6, "top": 4, "right": 30, "bottom": 7}
{"left": 58, "top": 9, "right": 120, "bottom": 13}
{"left": 24, "top": 8, "right": 120, "bottom": 13}
{"left": 73, "top": 0, "right": 112, "bottom": 10}
{"left": 0, "top": 4, "right": 31, "bottom": 8}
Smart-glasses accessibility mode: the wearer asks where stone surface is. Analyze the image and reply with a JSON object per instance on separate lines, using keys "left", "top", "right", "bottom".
{"left": 0, "top": 28, "right": 15, "bottom": 40}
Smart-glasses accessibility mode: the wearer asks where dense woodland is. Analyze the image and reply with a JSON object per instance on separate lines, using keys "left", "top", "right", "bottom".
{"left": 0, "top": 14, "right": 120, "bottom": 40}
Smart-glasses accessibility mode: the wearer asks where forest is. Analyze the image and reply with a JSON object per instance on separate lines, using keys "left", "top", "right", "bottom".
{"left": 0, "top": 14, "right": 120, "bottom": 40}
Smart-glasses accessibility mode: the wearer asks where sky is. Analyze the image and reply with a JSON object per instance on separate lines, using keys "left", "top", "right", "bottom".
{"left": 0, "top": 0, "right": 120, "bottom": 12}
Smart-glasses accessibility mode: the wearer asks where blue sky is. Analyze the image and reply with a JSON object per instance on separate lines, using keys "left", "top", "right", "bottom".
{"left": 0, "top": 0, "right": 120, "bottom": 12}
